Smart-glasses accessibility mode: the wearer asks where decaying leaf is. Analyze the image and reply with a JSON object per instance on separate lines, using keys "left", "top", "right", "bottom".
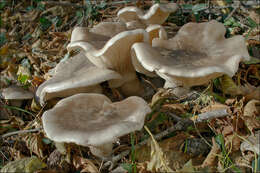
{"left": 145, "top": 126, "right": 174, "bottom": 172}
{"left": 202, "top": 137, "right": 220, "bottom": 168}
{"left": 176, "top": 160, "right": 195, "bottom": 173}
{"left": 24, "top": 133, "right": 45, "bottom": 158}
{"left": 242, "top": 100, "right": 260, "bottom": 133}
{"left": 200, "top": 102, "right": 229, "bottom": 113}
{"left": 73, "top": 156, "right": 99, "bottom": 173}
{"left": 219, "top": 75, "right": 243, "bottom": 96}
{"left": 162, "top": 103, "right": 186, "bottom": 114}
{"left": 240, "top": 130, "right": 260, "bottom": 155}
{"left": 0, "top": 157, "right": 46, "bottom": 173}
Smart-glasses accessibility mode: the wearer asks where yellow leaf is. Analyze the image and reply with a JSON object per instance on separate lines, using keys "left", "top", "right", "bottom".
{"left": 0, "top": 45, "right": 9, "bottom": 55}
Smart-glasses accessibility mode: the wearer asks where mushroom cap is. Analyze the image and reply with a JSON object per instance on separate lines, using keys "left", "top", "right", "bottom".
{"left": 36, "top": 53, "right": 121, "bottom": 105}
{"left": 131, "top": 20, "right": 250, "bottom": 87}
{"left": 42, "top": 93, "right": 151, "bottom": 146}
{"left": 85, "top": 29, "right": 149, "bottom": 88}
{"left": 1, "top": 85, "right": 33, "bottom": 100}
{"left": 67, "top": 27, "right": 109, "bottom": 52}
{"left": 117, "top": 3, "right": 178, "bottom": 25}
{"left": 89, "top": 22, "right": 127, "bottom": 37}
{"left": 67, "top": 22, "right": 128, "bottom": 52}
{"left": 146, "top": 24, "right": 167, "bottom": 44}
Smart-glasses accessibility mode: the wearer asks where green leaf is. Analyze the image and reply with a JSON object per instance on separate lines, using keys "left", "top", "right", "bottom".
{"left": 17, "top": 74, "right": 30, "bottom": 85}
{"left": 0, "top": 1, "right": 7, "bottom": 9}
{"left": 26, "top": 6, "right": 34, "bottom": 11}
{"left": 0, "top": 32, "right": 7, "bottom": 46}
{"left": 224, "top": 17, "right": 241, "bottom": 27}
{"left": 121, "top": 163, "right": 133, "bottom": 173}
{"left": 51, "top": 16, "right": 62, "bottom": 27}
{"left": 192, "top": 3, "right": 207, "bottom": 13}
{"left": 42, "top": 138, "right": 52, "bottom": 145}
{"left": 39, "top": 17, "right": 52, "bottom": 30}
{"left": 244, "top": 57, "right": 260, "bottom": 65}
{"left": 215, "top": 134, "right": 225, "bottom": 153}
{"left": 181, "top": 4, "right": 193, "bottom": 10}
{"left": 247, "top": 17, "right": 258, "bottom": 28}
{"left": 22, "top": 33, "right": 32, "bottom": 41}
{"left": 36, "top": 3, "right": 45, "bottom": 11}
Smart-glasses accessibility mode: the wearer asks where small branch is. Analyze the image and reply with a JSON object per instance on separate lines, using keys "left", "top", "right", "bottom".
{"left": 104, "top": 119, "right": 192, "bottom": 169}
{"left": 104, "top": 109, "right": 230, "bottom": 169}
{"left": 1, "top": 128, "right": 41, "bottom": 138}
{"left": 194, "top": 109, "right": 230, "bottom": 123}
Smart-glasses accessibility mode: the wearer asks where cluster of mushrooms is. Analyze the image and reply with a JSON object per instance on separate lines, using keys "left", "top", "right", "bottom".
{"left": 34, "top": 3, "right": 250, "bottom": 159}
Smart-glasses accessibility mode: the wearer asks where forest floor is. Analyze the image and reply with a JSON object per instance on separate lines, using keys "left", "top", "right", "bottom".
{"left": 0, "top": 0, "right": 260, "bottom": 172}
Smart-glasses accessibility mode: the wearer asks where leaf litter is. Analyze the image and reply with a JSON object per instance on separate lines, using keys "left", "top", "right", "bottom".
{"left": 0, "top": 0, "right": 260, "bottom": 172}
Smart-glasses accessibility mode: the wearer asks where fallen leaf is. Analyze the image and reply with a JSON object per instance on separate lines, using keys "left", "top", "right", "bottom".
{"left": 242, "top": 100, "right": 260, "bottom": 134}
{"left": 200, "top": 102, "right": 229, "bottom": 113}
{"left": 145, "top": 126, "right": 174, "bottom": 172}
{"left": 73, "top": 156, "right": 99, "bottom": 173}
{"left": 201, "top": 137, "right": 220, "bottom": 168}
{"left": 240, "top": 130, "right": 260, "bottom": 155}
{"left": 1, "top": 157, "right": 46, "bottom": 173}
{"left": 219, "top": 75, "right": 243, "bottom": 96}
{"left": 176, "top": 160, "right": 195, "bottom": 173}
{"left": 24, "top": 134, "right": 45, "bottom": 158}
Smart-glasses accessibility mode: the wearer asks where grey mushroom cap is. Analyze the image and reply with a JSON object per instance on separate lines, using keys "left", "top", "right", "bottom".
{"left": 1, "top": 85, "right": 33, "bottom": 100}
{"left": 36, "top": 53, "right": 121, "bottom": 105}
{"left": 117, "top": 3, "right": 178, "bottom": 25}
{"left": 67, "top": 22, "right": 128, "bottom": 52}
{"left": 42, "top": 93, "right": 151, "bottom": 146}
{"left": 131, "top": 20, "right": 250, "bottom": 88}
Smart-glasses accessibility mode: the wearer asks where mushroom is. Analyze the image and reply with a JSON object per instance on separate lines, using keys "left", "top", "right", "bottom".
{"left": 117, "top": 3, "right": 178, "bottom": 28}
{"left": 42, "top": 93, "right": 151, "bottom": 158}
{"left": 68, "top": 29, "right": 149, "bottom": 96}
{"left": 36, "top": 53, "right": 121, "bottom": 106}
{"left": 131, "top": 20, "right": 250, "bottom": 96}
{"left": 67, "top": 23, "right": 168, "bottom": 96}
{"left": 1, "top": 85, "right": 34, "bottom": 115}
{"left": 67, "top": 22, "right": 127, "bottom": 52}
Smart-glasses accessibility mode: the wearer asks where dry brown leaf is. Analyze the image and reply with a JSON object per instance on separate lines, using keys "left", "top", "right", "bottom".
{"left": 242, "top": 100, "right": 260, "bottom": 134}
{"left": 73, "top": 156, "right": 99, "bottom": 173}
{"left": 162, "top": 103, "right": 186, "bottom": 114}
{"left": 201, "top": 137, "right": 220, "bottom": 168}
{"left": 145, "top": 126, "right": 174, "bottom": 172}
{"left": 240, "top": 131, "right": 260, "bottom": 155}
{"left": 24, "top": 134, "right": 44, "bottom": 158}
{"left": 240, "top": 84, "right": 260, "bottom": 101}
{"left": 201, "top": 102, "right": 229, "bottom": 113}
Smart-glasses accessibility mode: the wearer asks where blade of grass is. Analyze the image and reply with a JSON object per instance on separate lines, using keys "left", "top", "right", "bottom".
{"left": 3, "top": 105, "right": 34, "bottom": 116}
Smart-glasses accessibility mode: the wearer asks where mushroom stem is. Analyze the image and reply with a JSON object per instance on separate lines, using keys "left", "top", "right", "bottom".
{"left": 89, "top": 142, "right": 113, "bottom": 159}
{"left": 119, "top": 78, "right": 144, "bottom": 96}
{"left": 164, "top": 80, "right": 190, "bottom": 97}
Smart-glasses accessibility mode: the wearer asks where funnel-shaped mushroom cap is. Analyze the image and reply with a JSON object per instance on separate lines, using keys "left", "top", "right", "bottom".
{"left": 117, "top": 3, "right": 178, "bottom": 25}
{"left": 42, "top": 93, "right": 151, "bottom": 146}
{"left": 146, "top": 24, "right": 167, "bottom": 44}
{"left": 85, "top": 29, "right": 149, "bottom": 90}
{"left": 89, "top": 22, "right": 127, "bottom": 37}
{"left": 67, "top": 22, "right": 127, "bottom": 52}
{"left": 131, "top": 20, "right": 250, "bottom": 88}
{"left": 36, "top": 53, "right": 121, "bottom": 105}
{"left": 1, "top": 85, "right": 33, "bottom": 100}
{"left": 67, "top": 27, "right": 109, "bottom": 52}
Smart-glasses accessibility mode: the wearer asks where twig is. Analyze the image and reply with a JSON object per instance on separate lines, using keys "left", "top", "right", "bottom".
{"left": 194, "top": 109, "right": 230, "bottom": 123}
{"left": 1, "top": 128, "right": 41, "bottom": 138}
{"left": 104, "top": 108, "right": 230, "bottom": 169}
{"left": 103, "top": 119, "right": 192, "bottom": 169}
